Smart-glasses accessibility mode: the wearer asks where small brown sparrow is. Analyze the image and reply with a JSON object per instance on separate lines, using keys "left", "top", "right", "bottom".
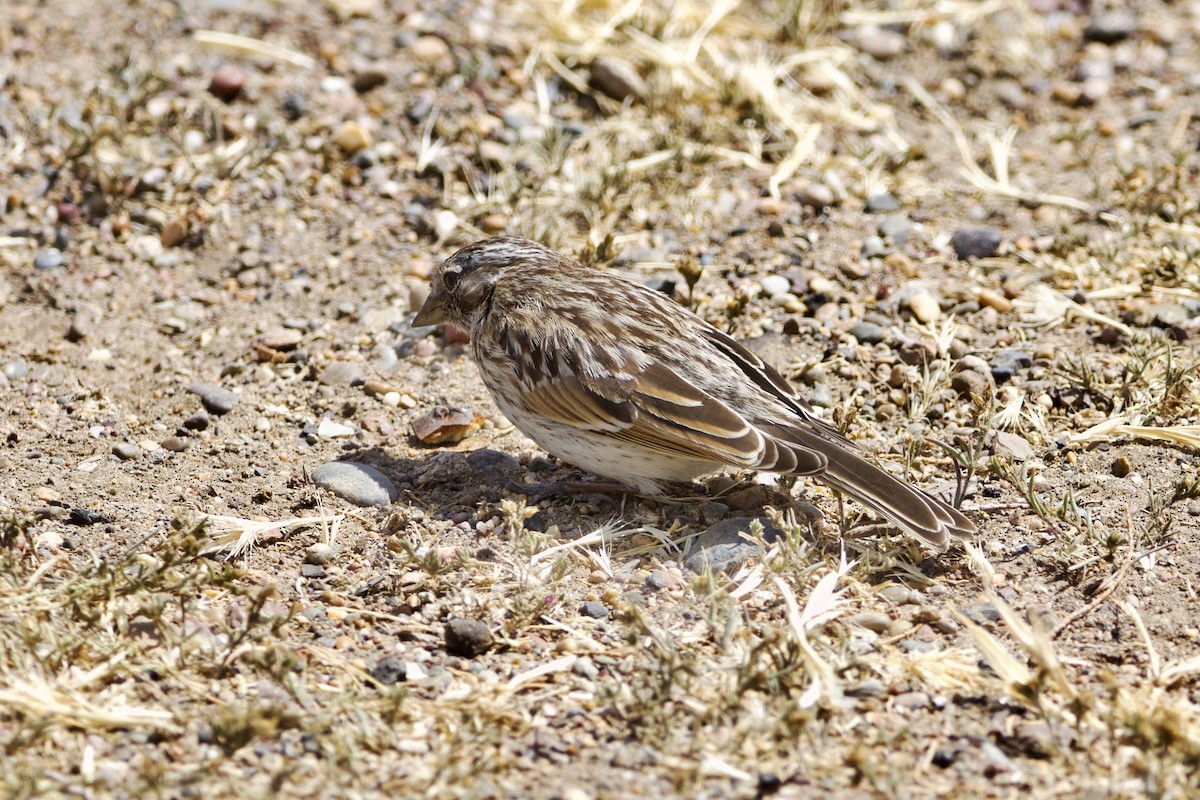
{"left": 413, "top": 237, "right": 975, "bottom": 550}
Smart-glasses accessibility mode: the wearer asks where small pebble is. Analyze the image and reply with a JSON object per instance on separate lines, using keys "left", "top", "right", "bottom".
{"left": 160, "top": 436, "right": 190, "bottom": 452}
{"left": 855, "top": 26, "right": 906, "bottom": 60}
{"left": 319, "top": 361, "right": 363, "bottom": 386}
{"left": 989, "top": 350, "right": 1033, "bottom": 383}
{"left": 795, "top": 183, "right": 834, "bottom": 209}
{"left": 413, "top": 406, "right": 482, "bottom": 445}
{"left": 850, "top": 320, "right": 886, "bottom": 344}
{"left": 209, "top": 64, "right": 246, "bottom": 102}
{"left": 683, "top": 516, "right": 783, "bottom": 574}
{"left": 878, "top": 214, "right": 911, "bottom": 243}
{"left": 759, "top": 275, "right": 790, "bottom": 296}
{"left": 977, "top": 288, "right": 1012, "bottom": 312}
{"left": 846, "top": 680, "right": 885, "bottom": 698}
{"left": 847, "top": 611, "right": 891, "bottom": 634}
{"left": 580, "top": 601, "right": 608, "bottom": 619}
{"left": 312, "top": 461, "right": 398, "bottom": 507}
{"left": 352, "top": 66, "right": 388, "bottom": 93}
{"left": 34, "top": 249, "right": 64, "bottom": 270}
{"left": 908, "top": 292, "right": 941, "bottom": 323}
{"left": 878, "top": 585, "right": 917, "bottom": 605}
{"left": 160, "top": 217, "right": 188, "bottom": 247}
{"left": 892, "top": 691, "right": 931, "bottom": 710}
{"left": 950, "top": 228, "right": 1003, "bottom": 260}
{"left": 1111, "top": 456, "right": 1132, "bottom": 478}
{"left": 1084, "top": 11, "right": 1137, "bottom": 44}
{"left": 112, "top": 443, "right": 143, "bottom": 461}
{"left": 865, "top": 192, "right": 899, "bottom": 213}
{"left": 182, "top": 411, "right": 210, "bottom": 431}
{"left": 992, "top": 431, "right": 1035, "bottom": 461}
{"left": 370, "top": 656, "right": 406, "bottom": 685}
{"left": 589, "top": 56, "right": 646, "bottom": 101}
{"left": 186, "top": 383, "right": 239, "bottom": 415}
{"left": 951, "top": 368, "right": 992, "bottom": 398}
{"left": 306, "top": 543, "right": 336, "bottom": 565}
{"left": 860, "top": 235, "right": 887, "bottom": 259}
{"left": 409, "top": 35, "right": 450, "bottom": 63}
{"left": 808, "top": 384, "right": 834, "bottom": 408}
{"left": 316, "top": 420, "right": 357, "bottom": 438}
{"left": 334, "top": 121, "right": 372, "bottom": 154}
{"left": 444, "top": 618, "right": 493, "bottom": 658}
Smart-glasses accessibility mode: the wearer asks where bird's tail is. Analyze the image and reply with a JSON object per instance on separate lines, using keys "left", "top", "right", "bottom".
{"left": 768, "top": 423, "right": 975, "bottom": 550}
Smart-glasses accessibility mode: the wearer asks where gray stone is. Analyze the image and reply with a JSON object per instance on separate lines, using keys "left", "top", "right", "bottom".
{"left": 865, "top": 192, "right": 899, "bottom": 213}
{"left": 684, "top": 516, "right": 784, "bottom": 574}
{"left": 186, "top": 382, "right": 239, "bottom": 415}
{"left": 808, "top": 385, "right": 834, "bottom": 408}
{"left": 589, "top": 56, "right": 646, "bottom": 101}
{"left": 312, "top": 461, "right": 399, "bottom": 507}
{"left": 860, "top": 235, "right": 887, "bottom": 258}
{"left": 1151, "top": 303, "right": 1190, "bottom": 327}
{"left": 1084, "top": 11, "right": 1137, "bottom": 44}
{"left": 850, "top": 320, "right": 886, "bottom": 344}
{"left": 112, "top": 443, "right": 143, "bottom": 461}
{"left": 369, "top": 656, "right": 406, "bottom": 685}
{"left": 963, "top": 602, "right": 1001, "bottom": 624}
{"left": 878, "top": 214, "right": 911, "bottom": 243}
{"left": 993, "top": 431, "right": 1035, "bottom": 461}
{"left": 306, "top": 542, "right": 336, "bottom": 565}
{"left": 444, "top": 618, "right": 493, "bottom": 658}
{"left": 34, "top": 249, "right": 64, "bottom": 270}
{"left": 950, "top": 227, "right": 1002, "bottom": 260}
{"left": 3, "top": 360, "right": 29, "bottom": 380}
{"left": 989, "top": 349, "right": 1032, "bottom": 383}
{"left": 580, "top": 601, "right": 608, "bottom": 619}
{"left": 319, "top": 361, "right": 363, "bottom": 386}
{"left": 466, "top": 448, "right": 520, "bottom": 474}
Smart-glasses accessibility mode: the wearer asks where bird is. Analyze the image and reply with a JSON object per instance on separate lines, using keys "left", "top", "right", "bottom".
{"left": 412, "top": 236, "right": 975, "bottom": 550}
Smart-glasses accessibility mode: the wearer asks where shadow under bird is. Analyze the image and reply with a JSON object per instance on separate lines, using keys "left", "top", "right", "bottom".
{"left": 413, "top": 236, "right": 975, "bottom": 551}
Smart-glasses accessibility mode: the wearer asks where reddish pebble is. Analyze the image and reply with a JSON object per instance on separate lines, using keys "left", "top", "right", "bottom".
{"left": 57, "top": 202, "right": 81, "bottom": 223}
{"left": 209, "top": 64, "right": 246, "bottom": 102}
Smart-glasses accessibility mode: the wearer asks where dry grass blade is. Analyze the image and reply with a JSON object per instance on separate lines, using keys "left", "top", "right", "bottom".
{"left": 529, "top": 520, "right": 688, "bottom": 568}
{"left": 953, "top": 609, "right": 1032, "bottom": 686}
{"left": 1120, "top": 600, "right": 1161, "bottom": 680}
{"left": 506, "top": 654, "right": 578, "bottom": 691}
{"left": 198, "top": 512, "right": 344, "bottom": 560}
{"left": 0, "top": 674, "right": 177, "bottom": 732}
{"left": 1070, "top": 418, "right": 1200, "bottom": 449}
{"left": 770, "top": 553, "right": 854, "bottom": 708}
{"left": 903, "top": 78, "right": 1092, "bottom": 212}
{"left": 1015, "top": 284, "right": 1133, "bottom": 336}
{"left": 192, "top": 30, "right": 317, "bottom": 69}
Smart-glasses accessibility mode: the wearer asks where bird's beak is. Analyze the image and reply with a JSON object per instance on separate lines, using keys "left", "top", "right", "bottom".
{"left": 412, "top": 291, "right": 447, "bottom": 327}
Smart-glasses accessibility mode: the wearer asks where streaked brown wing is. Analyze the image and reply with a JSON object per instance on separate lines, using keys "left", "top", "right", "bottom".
{"left": 519, "top": 356, "right": 828, "bottom": 473}
{"left": 700, "top": 327, "right": 817, "bottom": 419}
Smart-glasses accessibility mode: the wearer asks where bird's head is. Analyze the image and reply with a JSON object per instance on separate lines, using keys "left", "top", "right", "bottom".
{"left": 413, "top": 236, "right": 559, "bottom": 329}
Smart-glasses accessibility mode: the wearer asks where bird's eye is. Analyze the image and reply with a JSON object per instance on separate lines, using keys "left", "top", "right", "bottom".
{"left": 443, "top": 269, "right": 461, "bottom": 290}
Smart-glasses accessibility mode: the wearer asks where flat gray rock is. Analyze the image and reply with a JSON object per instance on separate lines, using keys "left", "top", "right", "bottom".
{"left": 186, "top": 382, "right": 239, "bottom": 415}
{"left": 312, "top": 461, "right": 398, "bottom": 507}
{"left": 684, "top": 516, "right": 784, "bottom": 574}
